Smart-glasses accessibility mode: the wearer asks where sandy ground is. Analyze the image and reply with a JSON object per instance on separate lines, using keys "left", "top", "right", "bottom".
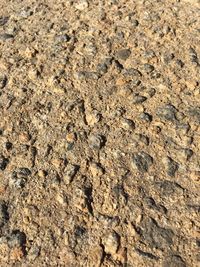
{"left": 0, "top": 0, "right": 200, "bottom": 266}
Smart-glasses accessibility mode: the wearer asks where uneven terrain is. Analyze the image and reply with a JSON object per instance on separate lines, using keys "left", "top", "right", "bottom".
{"left": 0, "top": 0, "right": 200, "bottom": 266}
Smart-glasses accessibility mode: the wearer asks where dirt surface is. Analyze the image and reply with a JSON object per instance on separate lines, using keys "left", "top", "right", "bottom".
{"left": 0, "top": 0, "right": 200, "bottom": 266}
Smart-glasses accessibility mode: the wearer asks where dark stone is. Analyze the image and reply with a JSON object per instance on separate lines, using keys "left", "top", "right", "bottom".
{"left": 55, "top": 34, "right": 70, "bottom": 42}
{"left": 143, "top": 64, "right": 154, "bottom": 74}
{"left": 132, "top": 20, "right": 139, "bottom": 27}
{"left": 140, "top": 218, "right": 174, "bottom": 249}
{"left": 17, "top": 168, "right": 31, "bottom": 177}
{"left": 11, "top": 168, "right": 31, "bottom": 188}
{"left": 139, "top": 112, "right": 152, "bottom": 122}
{"left": 0, "top": 17, "right": 9, "bottom": 26}
{"left": 157, "top": 104, "right": 177, "bottom": 122}
{"left": 132, "top": 152, "right": 153, "bottom": 172}
{"left": 74, "top": 226, "right": 87, "bottom": 238}
{"left": 97, "top": 62, "right": 108, "bottom": 74}
{"left": 189, "top": 47, "right": 199, "bottom": 66}
{"left": 132, "top": 95, "right": 147, "bottom": 104}
{"left": 0, "top": 155, "right": 9, "bottom": 171}
{"left": 0, "top": 75, "right": 7, "bottom": 89}
{"left": 130, "top": 79, "right": 141, "bottom": 87}
{"left": 113, "top": 59, "right": 124, "bottom": 71}
{"left": 79, "top": 71, "right": 100, "bottom": 80}
{"left": 8, "top": 230, "right": 26, "bottom": 248}
{"left": 196, "top": 239, "right": 200, "bottom": 247}
{"left": 139, "top": 134, "right": 149, "bottom": 145}
{"left": 145, "top": 197, "right": 167, "bottom": 214}
{"left": 155, "top": 180, "right": 184, "bottom": 196}
{"left": 122, "top": 68, "right": 142, "bottom": 77}
{"left": 97, "top": 58, "right": 112, "bottom": 74}
{"left": 143, "top": 50, "right": 156, "bottom": 59}
{"left": 162, "top": 255, "right": 186, "bottom": 267}
{"left": 5, "top": 142, "right": 13, "bottom": 150}
{"left": 150, "top": 71, "right": 161, "bottom": 79}
{"left": 135, "top": 248, "right": 159, "bottom": 260}
{"left": 188, "top": 107, "right": 200, "bottom": 124}
{"left": 112, "top": 184, "right": 128, "bottom": 204}
{"left": 165, "top": 157, "right": 179, "bottom": 177}
{"left": 176, "top": 123, "right": 190, "bottom": 133}
{"left": 88, "top": 134, "right": 106, "bottom": 150}
{"left": 0, "top": 201, "right": 9, "bottom": 227}
{"left": 187, "top": 205, "right": 200, "bottom": 213}
{"left": 183, "top": 149, "right": 193, "bottom": 160}
{"left": 0, "top": 33, "right": 14, "bottom": 40}
{"left": 116, "top": 48, "right": 131, "bottom": 60}
{"left": 147, "top": 88, "right": 156, "bottom": 97}
{"left": 176, "top": 59, "right": 184, "bottom": 68}
{"left": 163, "top": 53, "right": 174, "bottom": 64}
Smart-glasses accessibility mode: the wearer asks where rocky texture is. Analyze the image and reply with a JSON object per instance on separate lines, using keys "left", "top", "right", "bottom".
{"left": 0, "top": 0, "right": 200, "bottom": 266}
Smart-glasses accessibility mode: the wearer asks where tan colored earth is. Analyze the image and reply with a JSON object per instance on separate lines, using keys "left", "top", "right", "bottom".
{"left": 0, "top": 0, "right": 200, "bottom": 266}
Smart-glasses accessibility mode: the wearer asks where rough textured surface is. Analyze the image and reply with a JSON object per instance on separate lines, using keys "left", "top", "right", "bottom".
{"left": 0, "top": 0, "right": 200, "bottom": 266}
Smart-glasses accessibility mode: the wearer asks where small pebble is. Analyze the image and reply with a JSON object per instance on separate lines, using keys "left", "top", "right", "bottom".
{"left": 143, "top": 50, "right": 156, "bottom": 59}
{"left": 0, "top": 17, "right": 9, "bottom": 26}
{"left": 132, "top": 19, "right": 139, "bottom": 27}
{"left": 76, "top": 71, "right": 100, "bottom": 80}
{"left": 63, "top": 164, "right": 79, "bottom": 184}
{"left": 66, "top": 132, "right": 77, "bottom": 143}
{"left": 102, "top": 231, "right": 120, "bottom": 255}
{"left": 8, "top": 230, "right": 26, "bottom": 248}
{"left": 163, "top": 255, "right": 186, "bottom": 267}
{"left": 5, "top": 142, "right": 13, "bottom": 150}
{"left": 0, "top": 155, "right": 9, "bottom": 171}
{"left": 96, "top": 63, "right": 108, "bottom": 74}
{"left": 0, "top": 33, "right": 14, "bottom": 40}
{"left": 143, "top": 64, "right": 154, "bottom": 74}
{"left": 10, "top": 168, "right": 31, "bottom": 188}
{"left": 55, "top": 34, "right": 70, "bottom": 43}
{"left": 0, "top": 201, "right": 9, "bottom": 227}
{"left": 38, "top": 170, "right": 47, "bottom": 178}
{"left": 0, "top": 75, "right": 7, "bottom": 89}
{"left": 162, "top": 53, "right": 174, "bottom": 64}
{"left": 132, "top": 152, "right": 153, "bottom": 172}
{"left": 19, "top": 132, "right": 31, "bottom": 143}
{"left": 88, "top": 134, "right": 106, "bottom": 150}
{"left": 176, "top": 59, "right": 184, "bottom": 68}
{"left": 97, "top": 58, "right": 112, "bottom": 74}
{"left": 163, "top": 156, "right": 179, "bottom": 177}
{"left": 157, "top": 104, "right": 177, "bottom": 122}
{"left": 140, "top": 112, "right": 152, "bottom": 122}
{"left": 188, "top": 107, "right": 200, "bottom": 124}
{"left": 146, "top": 88, "right": 156, "bottom": 97}
{"left": 116, "top": 49, "right": 131, "bottom": 61}
{"left": 189, "top": 47, "right": 199, "bottom": 66}
{"left": 132, "top": 95, "right": 147, "bottom": 104}
{"left": 121, "top": 118, "right": 135, "bottom": 130}
{"left": 27, "top": 246, "right": 41, "bottom": 261}
{"left": 86, "top": 110, "right": 101, "bottom": 126}
{"left": 122, "top": 68, "right": 142, "bottom": 77}
{"left": 74, "top": 0, "right": 89, "bottom": 10}
{"left": 89, "top": 162, "right": 104, "bottom": 177}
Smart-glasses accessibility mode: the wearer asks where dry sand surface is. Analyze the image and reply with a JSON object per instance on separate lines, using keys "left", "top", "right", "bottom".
{"left": 0, "top": 0, "right": 200, "bottom": 266}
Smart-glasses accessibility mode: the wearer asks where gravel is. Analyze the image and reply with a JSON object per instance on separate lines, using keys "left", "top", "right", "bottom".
{"left": 0, "top": 0, "right": 199, "bottom": 266}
